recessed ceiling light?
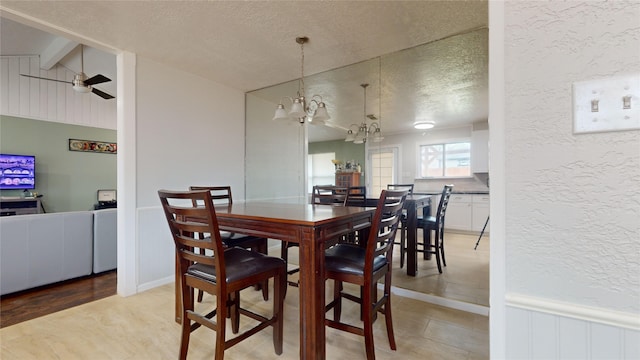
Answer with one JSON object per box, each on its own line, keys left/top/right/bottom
{"left": 414, "top": 121, "right": 435, "bottom": 130}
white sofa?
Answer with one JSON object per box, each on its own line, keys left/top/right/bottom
{"left": 0, "top": 209, "right": 117, "bottom": 296}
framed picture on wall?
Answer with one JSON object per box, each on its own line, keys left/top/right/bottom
{"left": 69, "top": 139, "right": 117, "bottom": 154}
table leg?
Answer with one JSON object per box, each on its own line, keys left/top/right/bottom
{"left": 406, "top": 204, "right": 418, "bottom": 276}
{"left": 298, "top": 228, "right": 326, "bottom": 359}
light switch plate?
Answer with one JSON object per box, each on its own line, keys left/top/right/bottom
{"left": 573, "top": 73, "right": 640, "bottom": 134}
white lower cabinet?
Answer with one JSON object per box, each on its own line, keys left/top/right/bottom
{"left": 471, "top": 195, "right": 490, "bottom": 233}
{"left": 443, "top": 193, "right": 490, "bottom": 233}
{"left": 445, "top": 194, "right": 473, "bottom": 231}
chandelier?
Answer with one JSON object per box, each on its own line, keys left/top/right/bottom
{"left": 345, "top": 84, "right": 384, "bottom": 143}
{"left": 272, "top": 37, "right": 330, "bottom": 124}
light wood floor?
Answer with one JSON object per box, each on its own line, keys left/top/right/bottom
{"left": 1, "top": 232, "right": 489, "bottom": 359}
{"left": 391, "top": 231, "right": 490, "bottom": 307}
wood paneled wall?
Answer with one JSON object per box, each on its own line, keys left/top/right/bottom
{"left": 0, "top": 55, "right": 116, "bottom": 130}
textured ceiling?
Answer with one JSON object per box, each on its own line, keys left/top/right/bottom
{"left": 0, "top": 1, "right": 488, "bottom": 141}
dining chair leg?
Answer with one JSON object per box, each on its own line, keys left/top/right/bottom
{"left": 383, "top": 271, "right": 397, "bottom": 350}
{"left": 399, "top": 226, "right": 406, "bottom": 268}
{"left": 215, "top": 294, "right": 227, "bottom": 360}
{"left": 333, "top": 280, "right": 343, "bottom": 322}
{"left": 422, "top": 227, "right": 429, "bottom": 260}
{"left": 434, "top": 240, "right": 443, "bottom": 274}
{"left": 273, "top": 271, "right": 285, "bottom": 355}
{"left": 230, "top": 291, "right": 240, "bottom": 334}
{"left": 440, "top": 233, "right": 447, "bottom": 267}
{"left": 179, "top": 278, "right": 192, "bottom": 360}
{"left": 362, "top": 286, "right": 376, "bottom": 360}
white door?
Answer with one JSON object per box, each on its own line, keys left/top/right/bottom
{"left": 367, "top": 146, "right": 399, "bottom": 197}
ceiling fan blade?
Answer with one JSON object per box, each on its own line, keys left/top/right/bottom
{"left": 20, "top": 74, "right": 72, "bottom": 84}
{"left": 91, "top": 87, "right": 115, "bottom": 100}
{"left": 84, "top": 74, "right": 111, "bottom": 86}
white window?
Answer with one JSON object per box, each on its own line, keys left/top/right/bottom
{"left": 307, "top": 152, "right": 335, "bottom": 193}
{"left": 418, "top": 142, "right": 471, "bottom": 178}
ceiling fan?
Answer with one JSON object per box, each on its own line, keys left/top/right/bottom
{"left": 20, "top": 45, "right": 114, "bottom": 100}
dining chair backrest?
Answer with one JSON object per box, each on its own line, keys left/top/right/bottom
{"left": 189, "top": 185, "right": 233, "bottom": 205}
{"left": 434, "top": 184, "right": 454, "bottom": 234}
{"left": 365, "top": 189, "right": 409, "bottom": 270}
{"left": 158, "top": 190, "right": 227, "bottom": 281}
{"left": 311, "top": 185, "right": 348, "bottom": 205}
{"left": 387, "top": 184, "right": 414, "bottom": 195}
{"left": 343, "top": 186, "right": 367, "bottom": 206}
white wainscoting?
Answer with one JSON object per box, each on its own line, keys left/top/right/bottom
{"left": 506, "top": 293, "right": 640, "bottom": 359}
{"left": 0, "top": 55, "right": 116, "bottom": 129}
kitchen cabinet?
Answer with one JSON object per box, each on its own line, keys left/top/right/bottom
{"left": 443, "top": 193, "right": 490, "bottom": 233}
{"left": 471, "top": 194, "right": 490, "bottom": 232}
{"left": 445, "top": 194, "right": 473, "bottom": 231}
{"left": 471, "top": 129, "right": 489, "bottom": 173}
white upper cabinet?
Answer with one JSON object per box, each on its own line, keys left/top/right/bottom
{"left": 471, "top": 129, "right": 489, "bottom": 173}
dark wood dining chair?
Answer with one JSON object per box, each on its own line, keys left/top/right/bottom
{"left": 190, "top": 186, "right": 269, "bottom": 301}
{"left": 311, "top": 185, "right": 348, "bottom": 204}
{"left": 386, "top": 183, "right": 414, "bottom": 194}
{"left": 158, "top": 190, "right": 286, "bottom": 360}
{"left": 343, "top": 186, "right": 367, "bottom": 207}
{"left": 399, "top": 184, "right": 453, "bottom": 273}
{"left": 282, "top": 185, "right": 349, "bottom": 288}
{"left": 324, "top": 189, "right": 409, "bottom": 360}
{"left": 388, "top": 184, "right": 414, "bottom": 265}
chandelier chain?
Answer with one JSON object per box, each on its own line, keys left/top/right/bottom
{"left": 299, "top": 40, "right": 305, "bottom": 98}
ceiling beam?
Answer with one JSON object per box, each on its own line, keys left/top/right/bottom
{"left": 40, "top": 37, "right": 77, "bottom": 70}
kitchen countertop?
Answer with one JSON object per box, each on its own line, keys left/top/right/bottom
{"left": 415, "top": 190, "right": 489, "bottom": 195}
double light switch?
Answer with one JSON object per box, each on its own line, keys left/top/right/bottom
{"left": 573, "top": 73, "right": 640, "bottom": 134}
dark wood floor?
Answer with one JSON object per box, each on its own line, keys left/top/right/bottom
{"left": 0, "top": 270, "right": 117, "bottom": 328}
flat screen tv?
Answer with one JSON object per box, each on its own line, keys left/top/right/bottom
{"left": 0, "top": 154, "right": 36, "bottom": 190}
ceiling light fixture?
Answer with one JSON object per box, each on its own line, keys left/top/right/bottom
{"left": 414, "top": 121, "right": 435, "bottom": 130}
{"left": 272, "top": 36, "right": 330, "bottom": 124}
{"left": 345, "top": 84, "right": 384, "bottom": 143}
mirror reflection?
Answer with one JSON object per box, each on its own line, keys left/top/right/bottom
{"left": 246, "top": 28, "right": 489, "bottom": 308}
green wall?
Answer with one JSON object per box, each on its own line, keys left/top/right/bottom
{"left": 0, "top": 115, "right": 116, "bottom": 213}
{"left": 309, "top": 139, "right": 365, "bottom": 183}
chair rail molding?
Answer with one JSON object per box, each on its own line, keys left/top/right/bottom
{"left": 505, "top": 292, "right": 640, "bottom": 359}
{"left": 506, "top": 293, "right": 640, "bottom": 330}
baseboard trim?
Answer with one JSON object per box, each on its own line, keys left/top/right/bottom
{"left": 388, "top": 284, "right": 490, "bottom": 316}
{"left": 137, "top": 276, "right": 174, "bottom": 294}
{"left": 506, "top": 293, "right": 640, "bottom": 330}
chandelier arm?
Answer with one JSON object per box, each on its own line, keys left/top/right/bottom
{"left": 278, "top": 96, "right": 295, "bottom": 105}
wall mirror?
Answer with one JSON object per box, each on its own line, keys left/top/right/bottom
{"left": 245, "top": 28, "right": 489, "bottom": 307}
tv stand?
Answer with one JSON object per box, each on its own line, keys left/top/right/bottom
{"left": 0, "top": 197, "right": 42, "bottom": 216}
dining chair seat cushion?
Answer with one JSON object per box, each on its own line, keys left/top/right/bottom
{"left": 417, "top": 215, "right": 436, "bottom": 228}
{"left": 188, "top": 247, "right": 285, "bottom": 284}
{"left": 325, "top": 244, "right": 387, "bottom": 276}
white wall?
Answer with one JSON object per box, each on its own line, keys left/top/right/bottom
{"left": 134, "top": 56, "right": 246, "bottom": 289}
{"left": 500, "top": 1, "right": 640, "bottom": 357}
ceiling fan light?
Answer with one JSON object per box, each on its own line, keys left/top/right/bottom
{"left": 273, "top": 104, "right": 289, "bottom": 120}
{"left": 414, "top": 121, "right": 435, "bottom": 130}
{"left": 73, "top": 84, "right": 91, "bottom": 93}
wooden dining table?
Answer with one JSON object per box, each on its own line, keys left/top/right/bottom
{"left": 174, "top": 198, "right": 375, "bottom": 360}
